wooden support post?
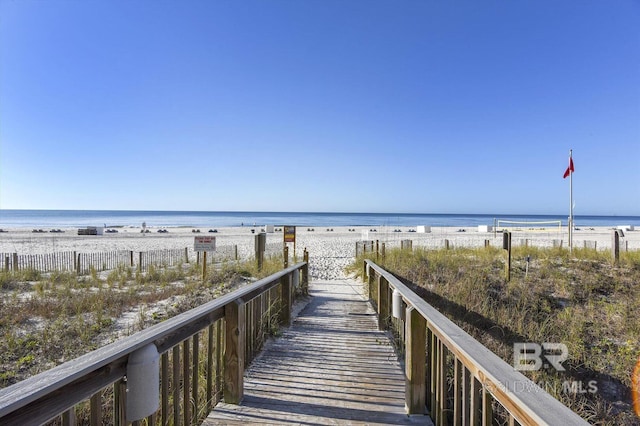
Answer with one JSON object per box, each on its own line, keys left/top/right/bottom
{"left": 439, "top": 342, "right": 448, "bottom": 424}
{"left": 202, "top": 251, "right": 207, "bottom": 280}
{"left": 405, "top": 306, "right": 427, "bottom": 414}
{"left": 283, "top": 245, "right": 289, "bottom": 268}
{"left": 482, "top": 386, "right": 493, "bottom": 426}
{"left": 215, "top": 321, "right": 223, "bottom": 399}
{"left": 185, "top": 247, "right": 189, "bottom": 263}
{"left": 444, "top": 239, "right": 450, "bottom": 250}
{"left": 378, "top": 276, "right": 389, "bottom": 330}
{"left": 183, "top": 339, "right": 191, "bottom": 426}
{"left": 462, "top": 365, "right": 471, "bottom": 425}
{"left": 4, "top": 256, "right": 8, "bottom": 272}
{"left": 255, "top": 233, "right": 265, "bottom": 271}
{"left": 470, "top": 377, "right": 481, "bottom": 425}
{"left": 196, "top": 251, "right": 200, "bottom": 265}
{"left": 61, "top": 408, "right": 76, "bottom": 426}
{"left": 224, "top": 299, "right": 246, "bottom": 404}
{"left": 279, "top": 274, "right": 292, "bottom": 326}
{"left": 172, "top": 346, "right": 180, "bottom": 423}
{"left": 612, "top": 230, "right": 620, "bottom": 265}
{"left": 302, "top": 249, "right": 309, "bottom": 295}
{"left": 503, "top": 231, "right": 512, "bottom": 281}
{"left": 13, "top": 253, "right": 18, "bottom": 272}
{"left": 161, "top": 353, "right": 169, "bottom": 425}
{"left": 368, "top": 270, "right": 375, "bottom": 301}
{"left": 453, "top": 359, "right": 462, "bottom": 424}
{"left": 376, "top": 240, "right": 379, "bottom": 261}
{"left": 90, "top": 392, "right": 101, "bottom": 426}
{"left": 381, "top": 242, "right": 386, "bottom": 260}
{"left": 113, "top": 379, "right": 127, "bottom": 426}
{"left": 138, "top": 252, "right": 143, "bottom": 271}
{"left": 206, "top": 324, "right": 214, "bottom": 411}
{"left": 426, "top": 329, "right": 433, "bottom": 409}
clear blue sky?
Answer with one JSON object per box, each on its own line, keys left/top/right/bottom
{"left": 1, "top": 1, "right": 638, "bottom": 215}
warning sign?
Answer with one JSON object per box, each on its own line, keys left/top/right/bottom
{"left": 283, "top": 226, "right": 296, "bottom": 243}
{"left": 194, "top": 236, "right": 216, "bottom": 252}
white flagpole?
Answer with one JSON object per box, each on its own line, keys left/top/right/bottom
{"left": 569, "top": 149, "right": 573, "bottom": 253}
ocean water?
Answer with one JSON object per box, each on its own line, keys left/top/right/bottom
{"left": 0, "top": 210, "right": 638, "bottom": 228}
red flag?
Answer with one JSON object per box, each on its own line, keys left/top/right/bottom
{"left": 563, "top": 157, "right": 574, "bottom": 178}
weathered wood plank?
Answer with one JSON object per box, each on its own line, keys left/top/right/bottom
{"left": 204, "top": 280, "right": 431, "bottom": 425}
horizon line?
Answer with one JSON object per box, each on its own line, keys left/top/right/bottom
{"left": 1, "top": 208, "right": 639, "bottom": 217}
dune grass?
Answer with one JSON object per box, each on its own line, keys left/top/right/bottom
{"left": 350, "top": 246, "right": 640, "bottom": 425}
{"left": 0, "top": 255, "right": 286, "bottom": 388}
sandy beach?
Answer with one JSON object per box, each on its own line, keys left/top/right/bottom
{"left": 1, "top": 225, "right": 637, "bottom": 280}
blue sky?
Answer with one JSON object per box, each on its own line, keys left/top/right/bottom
{"left": 1, "top": 1, "right": 638, "bottom": 215}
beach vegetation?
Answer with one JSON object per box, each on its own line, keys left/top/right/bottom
{"left": 0, "top": 254, "right": 286, "bottom": 388}
{"left": 350, "top": 247, "right": 640, "bottom": 425}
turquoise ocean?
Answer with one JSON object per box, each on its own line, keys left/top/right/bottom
{"left": 0, "top": 210, "right": 638, "bottom": 229}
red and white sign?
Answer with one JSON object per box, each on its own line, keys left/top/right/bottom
{"left": 194, "top": 236, "right": 216, "bottom": 252}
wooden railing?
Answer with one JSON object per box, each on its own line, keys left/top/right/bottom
{"left": 0, "top": 261, "right": 309, "bottom": 425}
{"left": 363, "top": 259, "right": 588, "bottom": 426}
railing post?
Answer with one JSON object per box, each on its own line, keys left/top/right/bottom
{"left": 405, "top": 306, "right": 426, "bottom": 415}
{"left": 61, "top": 408, "right": 76, "bottom": 426}
{"left": 378, "top": 276, "right": 389, "bottom": 330}
{"left": 184, "top": 247, "right": 189, "bottom": 263}
{"left": 279, "top": 274, "right": 292, "bottom": 326}
{"left": 113, "top": 379, "right": 127, "bottom": 426}
{"left": 368, "top": 269, "right": 375, "bottom": 300}
{"left": 224, "top": 299, "right": 246, "bottom": 404}
{"left": 302, "top": 249, "right": 309, "bottom": 295}
{"left": 90, "top": 392, "right": 101, "bottom": 425}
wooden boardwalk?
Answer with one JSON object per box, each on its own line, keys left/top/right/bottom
{"left": 204, "top": 279, "right": 431, "bottom": 425}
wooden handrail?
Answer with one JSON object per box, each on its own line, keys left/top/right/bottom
{"left": 0, "top": 262, "right": 307, "bottom": 425}
{"left": 364, "top": 259, "right": 588, "bottom": 426}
